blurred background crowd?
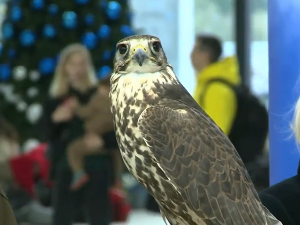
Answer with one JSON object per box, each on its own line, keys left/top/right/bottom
{"left": 1, "top": 0, "right": 296, "bottom": 225}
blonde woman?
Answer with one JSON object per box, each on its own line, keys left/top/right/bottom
{"left": 0, "top": 116, "right": 18, "bottom": 225}
{"left": 42, "top": 43, "right": 115, "bottom": 225}
{"left": 259, "top": 98, "right": 300, "bottom": 225}
{"left": 0, "top": 116, "right": 19, "bottom": 190}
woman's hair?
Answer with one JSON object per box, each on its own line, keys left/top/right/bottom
{"left": 49, "top": 43, "right": 98, "bottom": 98}
{"left": 293, "top": 96, "right": 300, "bottom": 144}
{"left": 0, "top": 116, "right": 19, "bottom": 143}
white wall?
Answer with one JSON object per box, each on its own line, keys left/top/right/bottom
{"left": 129, "top": 0, "right": 195, "bottom": 94}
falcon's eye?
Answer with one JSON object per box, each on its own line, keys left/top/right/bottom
{"left": 152, "top": 41, "right": 161, "bottom": 53}
{"left": 118, "top": 44, "right": 128, "bottom": 55}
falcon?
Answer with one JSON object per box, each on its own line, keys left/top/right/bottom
{"left": 109, "top": 35, "right": 282, "bottom": 225}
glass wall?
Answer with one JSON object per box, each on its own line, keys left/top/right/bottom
{"left": 194, "top": 0, "right": 268, "bottom": 103}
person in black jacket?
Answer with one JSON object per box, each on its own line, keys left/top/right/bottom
{"left": 41, "top": 43, "right": 118, "bottom": 225}
{"left": 0, "top": 188, "right": 17, "bottom": 225}
{"left": 259, "top": 98, "right": 300, "bottom": 225}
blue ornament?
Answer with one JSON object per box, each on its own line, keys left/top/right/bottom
{"left": 0, "top": 64, "right": 11, "bottom": 81}
{"left": 75, "top": 0, "right": 89, "bottom": 4}
{"left": 43, "top": 24, "right": 56, "bottom": 38}
{"left": 99, "top": 0, "right": 108, "bottom": 9}
{"left": 55, "top": 55, "right": 60, "bottom": 63}
{"left": 97, "top": 24, "right": 111, "bottom": 39}
{"left": 32, "top": 0, "right": 44, "bottom": 10}
{"left": 81, "top": 32, "right": 97, "bottom": 49}
{"left": 48, "top": 4, "right": 58, "bottom": 15}
{"left": 85, "top": 13, "right": 94, "bottom": 25}
{"left": 127, "top": 12, "right": 133, "bottom": 21}
{"left": 106, "top": 1, "right": 122, "bottom": 20}
{"left": 0, "top": 44, "right": 2, "bottom": 56}
{"left": 97, "top": 66, "right": 112, "bottom": 79}
{"left": 8, "top": 49, "right": 16, "bottom": 58}
{"left": 39, "top": 58, "right": 55, "bottom": 75}
{"left": 102, "top": 50, "right": 111, "bottom": 61}
{"left": 10, "top": 6, "right": 22, "bottom": 21}
{"left": 62, "top": 11, "right": 77, "bottom": 29}
{"left": 20, "top": 29, "right": 35, "bottom": 46}
{"left": 120, "top": 25, "right": 134, "bottom": 36}
{"left": 2, "top": 23, "right": 13, "bottom": 40}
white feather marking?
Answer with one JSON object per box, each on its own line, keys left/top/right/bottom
{"left": 117, "top": 71, "right": 172, "bottom": 99}
{"left": 138, "top": 109, "right": 182, "bottom": 193}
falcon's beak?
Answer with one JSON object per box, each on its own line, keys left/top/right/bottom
{"left": 133, "top": 48, "right": 147, "bottom": 66}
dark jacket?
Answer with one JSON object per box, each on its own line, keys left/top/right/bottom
{"left": 0, "top": 188, "right": 17, "bottom": 225}
{"left": 259, "top": 160, "right": 300, "bottom": 225}
{"left": 41, "top": 87, "right": 118, "bottom": 180}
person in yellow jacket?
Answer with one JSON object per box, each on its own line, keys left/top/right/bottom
{"left": 191, "top": 35, "right": 241, "bottom": 135}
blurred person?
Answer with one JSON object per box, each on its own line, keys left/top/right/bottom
{"left": 191, "top": 35, "right": 236, "bottom": 135}
{"left": 0, "top": 116, "right": 20, "bottom": 190}
{"left": 191, "top": 35, "right": 268, "bottom": 165}
{"left": 42, "top": 43, "right": 118, "bottom": 225}
{"left": 0, "top": 116, "right": 53, "bottom": 224}
{"left": 0, "top": 188, "right": 18, "bottom": 225}
{"left": 65, "top": 77, "right": 114, "bottom": 190}
{"left": 0, "top": 116, "right": 18, "bottom": 225}
{"left": 259, "top": 96, "right": 300, "bottom": 225}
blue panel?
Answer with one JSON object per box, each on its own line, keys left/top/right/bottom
{"left": 268, "top": 0, "right": 300, "bottom": 185}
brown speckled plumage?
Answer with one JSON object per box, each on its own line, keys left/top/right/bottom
{"left": 109, "top": 35, "right": 282, "bottom": 225}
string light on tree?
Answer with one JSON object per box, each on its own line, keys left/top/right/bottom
{"left": 97, "top": 24, "right": 111, "bottom": 39}
{"left": 23, "top": 139, "right": 40, "bottom": 153}
{"left": 29, "top": 70, "right": 41, "bottom": 82}
{"left": 75, "top": 0, "right": 90, "bottom": 5}
{"left": 19, "top": 29, "right": 36, "bottom": 47}
{"left": 16, "top": 101, "right": 27, "bottom": 112}
{"left": 102, "top": 50, "right": 111, "bottom": 61}
{"left": 13, "top": 66, "right": 27, "bottom": 81}
{"left": 8, "top": 49, "right": 16, "bottom": 59}
{"left": 106, "top": 1, "right": 122, "bottom": 20}
{"left": 48, "top": 4, "right": 58, "bottom": 15}
{"left": 81, "top": 32, "right": 97, "bottom": 49}
{"left": 2, "top": 23, "right": 14, "bottom": 40}
{"left": 84, "top": 13, "right": 94, "bottom": 26}
{"left": 0, "top": 84, "right": 13, "bottom": 99}
{"left": 27, "top": 87, "right": 39, "bottom": 98}
{"left": 26, "top": 103, "right": 43, "bottom": 124}
{"left": 31, "top": 0, "right": 45, "bottom": 10}
{"left": 39, "top": 58, "right": 55, "bottom": 75}
{"left": 43, "top": 24, "right": 56, "bottom": 38}
{"left": 10, "top": 6, "right": 22, "bottom": 21}
{"left": 97, "top": 65, "right": 112, "bottom": 79}
{"left": 0, "top": 64, "right": 11, "bottom": 81}
{"left": 62, "top": 11, "right": 77, "bottom": 29}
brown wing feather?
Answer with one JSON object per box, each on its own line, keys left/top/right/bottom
{"left": 138, "top": 101, "right": 269, "bottom": 225}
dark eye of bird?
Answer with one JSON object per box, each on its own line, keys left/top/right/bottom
{"left": 152, "top": 41, "right": 161, "bottom": 52}
{"left": 118, "top": 44, "right": 127, "bottom": 55}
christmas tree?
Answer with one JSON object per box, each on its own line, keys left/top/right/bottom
{"left": 0, "top": 0, "right": 134, "bottom": 146}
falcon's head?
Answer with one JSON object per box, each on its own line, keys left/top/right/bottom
{"left": 112, "top": 35, "right": 168, "bottom": 74}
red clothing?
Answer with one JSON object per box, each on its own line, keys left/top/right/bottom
{"left": 8, "top": 143, "right": 131, "bottom": 222}
{"left": 110, "top": 188, "right": 131, "bottom": 222}
{"left": 9, "top": 143, "right": 50, "bottom": 196}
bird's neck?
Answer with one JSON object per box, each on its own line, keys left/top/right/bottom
{"left": 113, "top": 72, "right": 158, "bottom": 104}
{"left": 112, "top": 70, "right": 174, "bottom": 100}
